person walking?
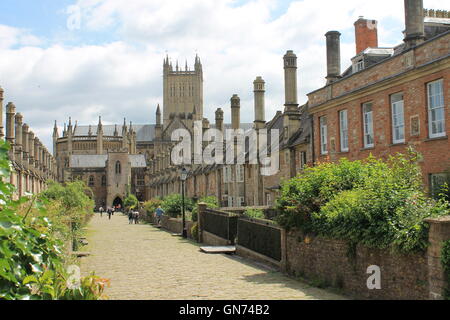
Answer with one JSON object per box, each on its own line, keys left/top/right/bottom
{"left": 134, "top": 211, "right": 140, "bottom": 224}
{"left": 128, "top": 210, "right": 133, "bottom": 224}
{"left": 107, "top": 208, "right": 112, "bottom": 220}
{"left": 155, "top": 206, "right": 164, "bottom": 227}
{"left": 99, "top": 207, "right": 104, "bottom": 218}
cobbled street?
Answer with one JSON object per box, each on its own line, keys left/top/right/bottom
{"left": 80, "top": 214, "right": 345, "bottom": 300}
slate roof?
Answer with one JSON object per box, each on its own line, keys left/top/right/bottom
{"left": 70, "top": 154, "right": 147, "bottom": 168}
{"left": 129, "top": 154, "right": 147, "bottom": 168}
{"left": 70, "top": 155, "right": 108, "bottom": 168}
{"left": 73, "top": 124, "right": 156, "bottom": 142}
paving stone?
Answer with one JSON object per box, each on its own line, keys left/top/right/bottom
{"left": 80, "top": 215, "right": 345, "bottom": 300}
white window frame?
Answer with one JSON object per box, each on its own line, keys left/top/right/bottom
{"left": 237, "top": 197, "right": 245, "bottom": 207}
{"left": 339, "top": 110, "right": 349, "bottom": 152}
{"left": 266, "top": 193, "right": 272, "bottom": 206}
{"left": 353, "top": 59, "right": 364, "bottom": 73}
{"left": 362, "top": 102, "right": 374, "bottom": 148}
{"left": 228, "top": 196, "right": 233, "bottom": 208}
{"left": 391, "top": 93, "right": 405, "bottom": 144}
{"left": 236, "top": 165, "right": 244, "bottom": 183}
{"left": 427, "top": 79, "right": 445, "bottom": 138}
{"left": 320, "top": 116, "right": 328, "bottom": 155}
{"left": 300, "top": 151, "right": 307, "bottom": 169}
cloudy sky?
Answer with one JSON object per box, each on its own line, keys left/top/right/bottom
{"left": 0, "top": 0, "right": 445, "bottom": 150}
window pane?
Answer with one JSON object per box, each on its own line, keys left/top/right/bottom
{"left": 428, "top": 80, "right": 445, "bottom": 137}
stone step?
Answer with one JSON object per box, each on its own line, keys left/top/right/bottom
{"left": 200, "top": 246, "right": 236, "bottom": 254}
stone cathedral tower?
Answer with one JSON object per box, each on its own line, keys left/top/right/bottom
{"left": 162, "top": 54, "right": 204, "bottom": 128}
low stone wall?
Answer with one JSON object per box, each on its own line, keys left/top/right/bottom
{"left": 236, "top": 245, "right": 281, "bottom": 270}
{"left": 221, "top": 206, "right": 278, "bottom": 220}
{"left": 285, "top": 231, "right": 428, "bottom": 300}
{"left": 198, "top": 203, "right": 450, "bottom": 300}
{"left": 202, "top": 231, "right": 230, "bottom": 246}
{"left": 160, "top": 216, "right": 195, "bottom": 240}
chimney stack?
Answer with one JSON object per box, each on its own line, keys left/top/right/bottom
{"left": 15, "top": 113, "right": 23, "bottom": 157}
{"left": 354, "top": 17, "right": 378, "bottom": 54}
{"left": 283, "top": 50, "right": 298, "bottom": 112}
{"left": 215, "top": 108, "right": 224, "bottom": 133}
{"left": 231, "top": 94, "right": 240, "bottom": 131}
{"left": 6, "top": 102, "right": 16, "bottom": 147}
{"left": 404, "top": 0, "right": 425, "bottom": 48}
{"left": 325, "top": 31, "right": 341, "bottom": 84}
{"left": 22, "top": 123, "right": 29, "bottom": 161}
{"left": 253, "top": 76, "right": 266, "bottom": 130}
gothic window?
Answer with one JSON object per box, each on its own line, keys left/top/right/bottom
{"left": 115, "top": 161, "right": 121, "bottom": 175}
{"left": 101, "top": 175, "right": 106, "bottom": 186}
{"left": 88, "top": 175, "right": 95, "bottom": 187}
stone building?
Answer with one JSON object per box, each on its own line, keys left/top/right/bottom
{"left": 149, "top": 50, "right": 313, "bottom": 208}
{"left": 308, "top": 0, "right": 450, "bottom": 196}
{"left": 0, "top": 88, "right": 57, "bottom": 198}
{"left": 57, "top": 55, "right": 286, "bottom": 208}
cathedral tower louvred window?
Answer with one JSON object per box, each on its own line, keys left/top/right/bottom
{"left": 115, "top": 161, "right": 121, "bottom": 174}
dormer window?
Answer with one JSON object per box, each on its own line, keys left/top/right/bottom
{"left": 353, "top": 59, "right": 364, "bottom": 73}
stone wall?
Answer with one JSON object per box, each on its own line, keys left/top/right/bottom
{"left": 285, "top": 231, "right": 428, "bottom": 300}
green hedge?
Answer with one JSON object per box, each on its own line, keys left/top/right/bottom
{"left": 276, "top": 148, "right": 449, "bottom": 253}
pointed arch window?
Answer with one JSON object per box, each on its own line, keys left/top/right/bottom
{"left": 115, "top": 161, "right": 121, "bottom": 175}
{"left": 88, "top": 175, "right": 95, "bottom": 187}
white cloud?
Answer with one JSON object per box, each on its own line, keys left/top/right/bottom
{"left": 0, "top": 0, "right": 446, "bottom": 149}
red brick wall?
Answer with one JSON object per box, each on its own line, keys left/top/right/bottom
{"left": 310, "top": 33, "right": 450, "bottom": 189}
{"left": 309, "top": 33, "right": 450, "bottom": 108}
{"left": 313, "top": 67, "right": 449, "bottom": 189}
{"left": 354, "top": 19, "right": 378, "bottom": 55}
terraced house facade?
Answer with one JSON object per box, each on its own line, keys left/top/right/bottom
{"left": 308, "top": 1, "right": 450, "bottom": 196}
{"left": 1, "top": 88, "right": 57, "bottom": 198}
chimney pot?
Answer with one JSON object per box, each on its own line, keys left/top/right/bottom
{"left": 354, "top": 18, "right": 378, "bottom": 54}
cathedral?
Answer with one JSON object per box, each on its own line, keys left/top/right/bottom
{"left": 54, "top": 49, "right": 312, "bottom": 210}
{"left": 53, "top": 55, "right": 255, "bottom": 209}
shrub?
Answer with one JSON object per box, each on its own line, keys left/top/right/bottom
{"left": 244, "top": 208, "right": 265, "bottom": 219}
{"left": 0, "top": 141, "right": 106, "bottom": 300}
{"left": 276, "top": 148, "right": 449, "bottom": 253}
{"left": 161, "top": 194, "right": 193, "bottom": 218}
{"left": 191, "top": 196, "right": 218, "bottom": 222}
{"left": 191, "top": 222, "right": 199, "bottom": 242}
{"left": 124, "top": 194, "right": 139, "bottom": 210}
{"left": 143, "top": 198, "right": 163, "bottom": 216}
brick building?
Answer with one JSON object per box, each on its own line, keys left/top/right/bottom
{"left": 308, "top": 0, "right": 450, "bottom": 196}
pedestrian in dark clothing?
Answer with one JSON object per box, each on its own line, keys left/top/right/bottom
{"left": 99, "top": 207, "right": 104, "bottom": 218}
{"left": 107, "top": 208, "right": 112, "bottom": 220}
{"left": 134, "top": 211, "right": 140, "bottom": 224}
{"left": 128, "top": 211, "right": 133, "bottom": 224}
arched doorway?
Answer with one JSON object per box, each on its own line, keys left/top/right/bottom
{"left": 113, "top": 197, "right": 123, "bottom": 210}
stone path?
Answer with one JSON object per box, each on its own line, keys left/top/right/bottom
{"left": 80, "top": 214, "right": 345, "bottom": 300}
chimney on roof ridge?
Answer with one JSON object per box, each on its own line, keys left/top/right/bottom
{"left": 404, "top": 0, "right": 425, "bottom": 48}
{"left": 354, "top": 17, "right": 378, "bottom": 55}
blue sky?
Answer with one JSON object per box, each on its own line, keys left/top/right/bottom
{"left": 0, "top": 0, "right": 446, "bottom": 150}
